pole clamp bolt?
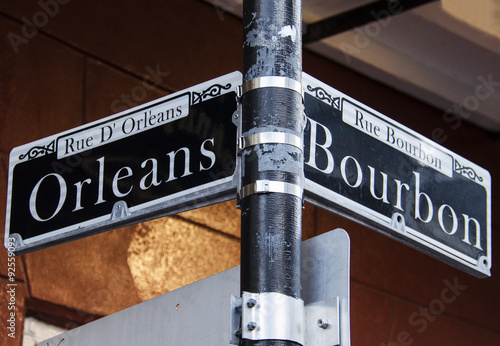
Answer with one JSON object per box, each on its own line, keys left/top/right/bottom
{"left": 247, "top": 299, "right": 257, "bottom": 308}
{"left": 317, "top": 319, "right": 329, "bottom": 329}
{"left": 247, "top": 322, "right": 257, "bottom": 331}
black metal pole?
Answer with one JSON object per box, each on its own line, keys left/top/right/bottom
{"left": 241, "top": 0, "right": 303, "bottom": 345}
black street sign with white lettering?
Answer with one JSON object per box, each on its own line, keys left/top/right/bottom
{"left": 302, "top": 73, "right": 492, "bottom": 277}
{"left": 4, "top": 72, "right": 241, "bottom": 254}
{"left": 4, "top": 71, "right": 492, "bottom": 277}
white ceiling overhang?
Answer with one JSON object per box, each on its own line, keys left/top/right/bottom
{"left": 205, "top": 0, "right": 500, "bottom": 132}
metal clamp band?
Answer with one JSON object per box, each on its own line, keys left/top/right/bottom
{"left": 239, "top": 180, "right": 303, "bottom": 200}
{"left": 240, "top": 76, "right": 302, "bottom": 96}
{"left": 238, "top": 132, "right": 302, "bottom": 152}
{"left": 242, "top": 291, "right": 305, "bottom": 344}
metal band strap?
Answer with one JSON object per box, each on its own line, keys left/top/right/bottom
{"left": 242, "top": 291, "right": 305, "bottom": 344}
{"left": 239, "top": 180, "right": 303, "bottom": 200}
{"left": 238, "top": 132, "right": 302, "bottom": 151}
{"left": 240, "top": 76, "right": 302, "bottom": 97}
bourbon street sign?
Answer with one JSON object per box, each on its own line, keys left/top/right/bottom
{"left": 302, "top": 73, "right": 492, "bottom": 277}
{"left": 4, "top": 72, "right": 241, "bottom": 254}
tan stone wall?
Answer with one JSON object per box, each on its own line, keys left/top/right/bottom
{"left": 0, "top": 1, "right": 499, "bottom": 345}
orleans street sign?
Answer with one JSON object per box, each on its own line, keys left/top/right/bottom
{"left": 4, "top": 72, "right": 241, "bottom": 254}
{"left": 302, "top": 73, "right": 491, "bottom": 277}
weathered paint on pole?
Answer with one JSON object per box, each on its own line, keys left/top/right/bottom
{"left": 241, "top": 0, "right": 304, "bottom": 345}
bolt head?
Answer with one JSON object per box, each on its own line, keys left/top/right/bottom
{"left": 246, "top": 298, "right": 257, "bottom": 308}
{"left": 317, "top": 319, "right": 329, "bottom": 329}
{"left": 247, "top": 322, "right": 257, "bottom": 331}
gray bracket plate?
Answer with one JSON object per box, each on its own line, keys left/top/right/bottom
{"left": 40, "top": 229, "right": 350, "bottom": 346}
{"left": 305, "top": 297, "right": 341, "bottom": 346}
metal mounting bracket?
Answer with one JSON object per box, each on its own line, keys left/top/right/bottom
{"left": 110, "top": 201, "right": 131, "bottom": 221}
{"left": 390, "top": 212, "right": 406, "bottom": 235}
{"left": 6, "top": 233, "right": 24, "bottom": 253}
{"left": 230, "top": 294, "right": 341, "bottom": 345}
{"left": 238, "top": 76, "right": 303, "bottom": 99}
{"left": 238, "top": 132, "right": 303, "bottom": 153}
{"left": 238, "top": 180, "right": 303, "bottom": 201}
{"left": 305, "top": 297, "right": 341, "bottom": 346}
{"left": 233, "top": 292, "right": 305, "bottom": 344}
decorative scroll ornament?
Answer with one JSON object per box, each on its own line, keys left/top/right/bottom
{"left": 454, "top": 159, "right": 483, "bottom": 182}
{"left": 19, "top": 140, "right": 56, "bottom": 161}
{"left": 192, "top": 83, "right": 232, "bottom": 104}
{"left": 306, "top": 85, "right": 341, "bottom": 110}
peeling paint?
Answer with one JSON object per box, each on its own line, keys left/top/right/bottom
{"left": 243, "top": 15, "right": 301, "bottom": 81}
{"left": 278, "top": 25, "right": 297, "bottom": 42}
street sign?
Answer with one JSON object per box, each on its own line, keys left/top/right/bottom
{"left": 3, "top": 70, "right": 493, "bottom": 277}
{"left": 302, "top": 72, "right": 492, "bottom": 277}
{"left": 40, "top": 229, "right": 350, "bottom": 346}
{"left": 4, "top": 72, "right": 241, "bottom": 254}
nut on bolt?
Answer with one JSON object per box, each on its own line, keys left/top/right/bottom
{"left": 317, "top": 318, "right": 329, "bottom": 329}
{"left": 247, "top": 299, "right": 257, "bottom": 308}
{"left": 247, "top": 322, "right": 257, "bottom": 331}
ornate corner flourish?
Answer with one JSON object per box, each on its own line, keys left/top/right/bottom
{"left": 192, "top": 83, "right": 232, "bottom": 105}
{"left": 454, "top": 159, "right": 483, "bottom": 183}
{"left": 306, "top": 85, "right": 341, "bottom": 110}
{"left": 19, "top": 140, "right": 56, "bottom": 161}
